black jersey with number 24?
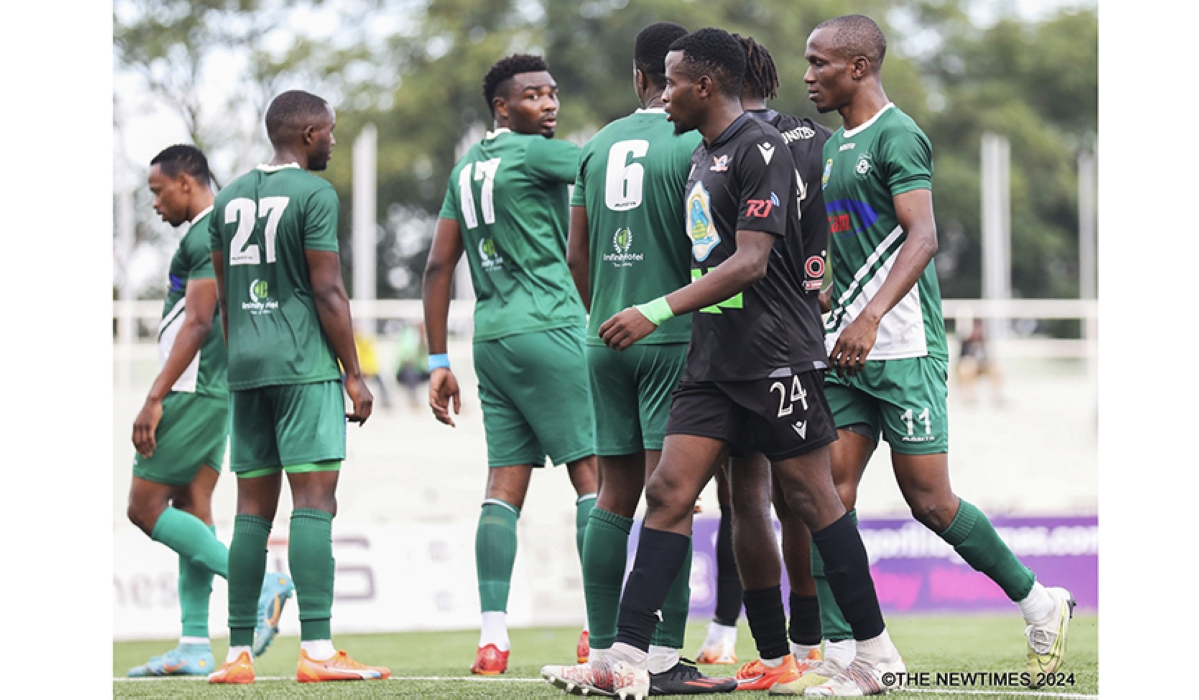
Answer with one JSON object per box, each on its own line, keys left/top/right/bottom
{"left": 681, "top": 113, "right": 828, "bottom": 383}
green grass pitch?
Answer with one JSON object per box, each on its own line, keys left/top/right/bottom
{"left": 113, "top": 614, "right": 1097, "bottom": 698}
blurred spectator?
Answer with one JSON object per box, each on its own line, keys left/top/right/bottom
{"left": 957, "top": 318, "right": 1004, "bottom": 407}
{"left": 394, "top": 321, "right": 429, "bottom": 410}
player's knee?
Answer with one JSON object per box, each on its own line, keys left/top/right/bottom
{"left": 834, "top": 481, "right": 858, "bottom": 510}
{"left": 126, "top": 500, "right": 161, "bottom": 535}
{"left": 908, "top": 498, "right": 950, "bottom": 533}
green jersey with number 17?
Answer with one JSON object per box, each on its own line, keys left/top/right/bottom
{"left": 438, "top": 128, "right": 585, "bottom": 343}
{"left": 821, "top": 104, "right": 948, "bottom": 362}
{"left": 572, "top": 109, "right": 700, "bottom": 345}
{"left": 209, "top": 164, "right": 342, "bottom": 390}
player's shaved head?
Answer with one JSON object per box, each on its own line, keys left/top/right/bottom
{"left": 483, "top": 54, "right": 550, "bottom": 117}
{"left": 734, "top": 33, "right": 779, "bottom": 101}
{"left": 634, "top": 22, "right": 689, "bottom": 89}
{"left": 668, "top": 28, "right": 746, "bottom": 100}
{"left": 813, "top": 14, "right": 887, "bottom": 70}
{"left": 150, "top": 144, "right": 211, "bottom": 188}
{"left": 265, "top": 90, "right": 333, "bottom": 146}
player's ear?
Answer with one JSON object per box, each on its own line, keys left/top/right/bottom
{"left": 851, "top": 55, "right": 870, "bottom": 80}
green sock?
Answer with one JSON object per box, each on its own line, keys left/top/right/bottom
{"left": 290, "top": 508, "right": 335, "bottom": 641}
{"left": 940, "top": 499, "right": 1036, "bottom": 601}
{"left": 151, "top": 507, "right": 229, "bottom": 579}
{"left": 477, "top": 500, "right": 520, "bottom": 613}
{"left": 178, "top": 525, "right": 218, "bottom": 639}
{"left": 581, "top": 508, "right": 632, "bottom": 649}
{"left": 228, "top": 514, "right": 271, "bottom": 648}
{"left": 576, "top": 493, "right": 597, "bottom": 561}
{"left": 652, "top": 538, "right": 692, "bottom": 650}
{"left": 811, "top": 510, "right": 855, "bottom": 642}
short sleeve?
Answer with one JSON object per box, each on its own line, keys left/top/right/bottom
{"left": 304, "top": 185, "right": 340, "bottom": 252}
{"left": 526, "top": 137, "right": 582, "bottom": 185}
{"left": 570, "top": 145, "right": 593, "bottom": 207}
{"left": 882, "top": 127, "right": 933, "bottom": 196}
{"left": 208, "top": 204, "right": 223, "bottom": 254}
{"left": 734, "top": 132, "right": 793, "bottom": 236}
{"left": 185, "top": 225, "right": 215, "bottom": 280}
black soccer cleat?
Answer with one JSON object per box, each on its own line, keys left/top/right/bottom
{"left": 649, "top": 658, "right": 737, "bottom": 695}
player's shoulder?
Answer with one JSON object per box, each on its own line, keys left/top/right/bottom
{"left": 878, "top": 105, "right": 930, "bottom": 141}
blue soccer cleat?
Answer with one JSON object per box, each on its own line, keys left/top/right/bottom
{"left": 252, "top": 571, "right": 295, "bottom": 657}
{"left": 127, "top": 642, "right": 215, "bottom": 677}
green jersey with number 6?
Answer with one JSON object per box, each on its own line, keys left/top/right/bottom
{"left": 438, "top": 128, "right": 585, "bottom": 343}
{"left": 572, "top": 109, "right": 700, "bottom": 345}
{"left": 209, "top": 164, "right": 342, "bottom": 390}
{"left": 822, "top": 104, "right": 948, "bottom": 362}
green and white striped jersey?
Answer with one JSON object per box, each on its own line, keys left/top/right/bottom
{"left": 158, "top": 207, "right": 227, "bottom": 397}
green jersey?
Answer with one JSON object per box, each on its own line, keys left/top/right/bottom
{"left": 821, "top": 104, "right": 948, "bottom": 361}
{"left": 158, "top": 207, "right": 227, "bottom": 398}
{"left": 572, "top": 109, "right": 700, "bottom": 345}
{"left": 209, "top": 164, "right": 342, "bottom": 390}
{"left": 438, "top": 128, "right": 585, "bottom": 343}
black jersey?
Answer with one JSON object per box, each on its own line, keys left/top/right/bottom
{"left": 681, "top": 113, "right": 828, "bottom": 382}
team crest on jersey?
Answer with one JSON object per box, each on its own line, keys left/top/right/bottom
{"left": 822, "top": 159, "right": 833, "bottom": 190}
{"left": 854, "top": 152, "right": 874, "bottom": 179}
{"left": 603, "top": 227, "right": 643, "bottom": 268}
{"left": 478, "top": 237, "right": 504, "bottom": 271}
{"left": 243, "top": 278, "right": 278, "bottom": 315}
{"left": 687, "top": 181, "right": 720, "bottom": 262}
{"left": 710, "top": 154, "right": 730, "bottom": 172}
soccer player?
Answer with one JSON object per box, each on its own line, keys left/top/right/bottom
{"left": 711, "top": 33, "right": 834, "bottom": 693}
{"left": 422, "top": 54, "right": 599, "bottom": 676}
{"left": 126, "top": 144, "right": 293, "bottom": 677}
{"left": 794, "top": 13, "right": 1074, "bottom": 692}
{"left": 568, "top": 21, "right": 736, "bottom": 695}
{"left": 541, "top": 27, "right": 904, "bottom": 699}
{"left": 206, "top": 90, "right": 389, "bottom": 684}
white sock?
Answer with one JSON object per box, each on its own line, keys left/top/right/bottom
{"left": 608, "top": 642, "right": 648, "bottom": 668}
{"left": 1017, "top": 582, "right": 1056, "bottom": 625}
{"left": 704, "top": 621, "right": 737, "bottom": 645}
{"left": 301, "top": 639, "right": 337, "bottom": 660}
{"left": 761, "top": 655, "right": 786, "bottom": 668}
{"left": 646, "top": 645, "right": 680, "bottom": 674}
{"left": 480, "top": 611, "right": 510, "bottom": 651}
{"left": 590, "top": 647, "right": 609, "bottom": 664}
{"left": 855, "top": 629, "right": 900, "bottom": 665}
{"left": 225, "top": 645, "right": 252, "bottom": 663}
{"left": 790, "top": 642, "right": 819, "bottom": 661}
{"left": 823, "top": 639, "right": 856, "bottom": 670}
{"left": 179, "top": 636, "right": 209, "bottom": 647}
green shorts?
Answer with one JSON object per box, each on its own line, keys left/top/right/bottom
{"left": 474, "top": 326, "right": 595, "bottom": 467}
{"left": 823, "top": 356, "right": 950, "bottom": 454}
{"left": 132, "top": 391, "right": 228, "bottom": 486}
{"left": 228, "top": 380, "right": 346, "bottom": 473}
{"left": 587, "top": 342, "right": 686, "bottom": 455}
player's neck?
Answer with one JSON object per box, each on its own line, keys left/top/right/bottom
{"left": 699, "top": 102, "right": 744, "bottom": 145}
{"left": 186, "top": 193, "right": 215, "bottom": 222}
{"left": 269, "top": 146, "right": 307, "bottom": 170}
{"left": 839, "top": 86, "right": 890, "bottom": 131}
{"left": 641, "top": 92, "right": 666, "bottom": 110}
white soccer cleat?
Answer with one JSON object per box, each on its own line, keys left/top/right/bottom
{"left": 1025, "top": 586, "right": 1075, "bottom": 687}
{"left": 802, "top": 658, "right": 905, "bottom": 697}
{"left": 541, "top": 658, "right": 651, "bottom": 699}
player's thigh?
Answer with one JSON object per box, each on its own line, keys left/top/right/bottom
{"left": 272, "top": 380, "right": 348, "bottom": 467}
{"left": 870, "top": 357, "right": 950, "bottom": 455}
{"left": 474, "top": 337, "right": 548, "bottom": 468}
{"left": 132, "top": 391, "right": 228, "bottom": 487}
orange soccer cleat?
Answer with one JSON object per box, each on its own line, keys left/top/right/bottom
{"left": 207, "top": 650, "right": 255, "bottom": 684}
{"left": 577, "top": 630, "right": 591, "bottom": 664}
{"left": 734, "top": 653, "right": 800, "bottom": 691}
{"left": 296, "top": 649, "right": 390, "bottom": 682}
{"left": 470, "top": 643, "right": 510, "bottom": 675}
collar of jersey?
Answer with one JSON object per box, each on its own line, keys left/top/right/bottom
{"left": 843, "top": 102, "right": 895, "bottom": 138}
{"left": 484, "top": 127, "right": 511, "bottom": 140}
{"left": 635, "top": 107, "right": 666, "bottom": 114}
{"left": 190, "top": 205, "right": 213, "bottom": 225}
{"left": 255, "top": 162, "right": 303, "bottom": 172}
{"left": 707, "top": 112, "right": 754, "bottom": 149}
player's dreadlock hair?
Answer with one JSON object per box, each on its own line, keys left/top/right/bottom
{"left": 265, "top": 90, "right": 331, "bottom": 145}
{"left": 483, "top": 54, "right": 550, "bottom": 116}
{"left": 813, "top": 14, "right": 887, "bottom": 70}
{"left": 634, "top": 22, "right": 688, "bottom": 89}
{"left": 150, "top": 144, "right": 212, "bottom": 188}
{"left": 733, "top": 33, "right": 779, "bottom": 101}
{"left": 668, "top": 28, "right": 746, "bottom": 99}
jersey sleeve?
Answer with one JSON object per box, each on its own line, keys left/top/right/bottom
{"left": 208, "top": 201, "right": 224, "bottom": 255}
{"left": 438, "top": 166, "right": 462, "bottom": 221}
{"left": 303, "top": 185, "right": 340, "bottom": 252}
{"left": 881, "top": 126, "right": 933, "bottom": 196}
{"left": 184, "top": 224, "right": 216, "bottom": 280}
{"left": 734, "top": 131, "right": 792, "bottom": 237}
{"left": 527, "top": 137, "right": 582, "bottom": 185}
{"left": 570, "top": 144, "right": 592, "bottom": 207}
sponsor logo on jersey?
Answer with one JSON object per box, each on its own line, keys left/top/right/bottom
{"left": 687, "top": 181, "right": 720, "bottom": 262}
{"left": 746, "top": 192, "right": 781, "bottom": 218}
{"left": 804, "top": 255, "right": 826, "bottom": 290}
{"left": 758, "top": 142, "right": 776, "bottom": 164}
{"left": 478, "top": 237, "right": 504, "bottom": 271}
{"left": 602, "top": 227, "right": 644, "bottom": 267}
{"left": 839, "top": 142, "right": 856, "bottom": 151}
{"left": 780, "top": 125, "right": 816, "bottom": 143}
{"left": 243, "top": 278, "right": 278, "bottom": 315}
{"left": 710, "top": 154, "right": 730, "bottom": 172}
{"left": 854, "top": 152, "right": 874, "bottom": 179}
{"left": 827, "top": 200, "right": 881, "bottom": 238}
{"left": 822, "top": 159, "right": 833, "bottom": 190}
{"left": 168, "top": 273, "right": 185, "bottom": 293}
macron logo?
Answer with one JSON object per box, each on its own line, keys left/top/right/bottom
{"left": 758, "top": 142, "right": 775, "bottom": 164}
{"left": 792, "top": 421, "right": 808, "bottom": 439}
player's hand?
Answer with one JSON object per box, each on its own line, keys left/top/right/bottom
{"left": 598, "top": 307, "right": 657, "bottom": 351}
{"left": 344, "top": 374, "right": 374, "bottom": 425}
{"left": 429, "top": 367, "right": 461, "bottom": 427}
{"left": 132, "top": 398, "right": 163, "bottom": 458}
{"left": 829, "top": 316, "right": 878, "bottom": 378}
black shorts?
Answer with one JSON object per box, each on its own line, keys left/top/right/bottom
{"left": 665, "top": 370, "right": 837, "bottom": 462}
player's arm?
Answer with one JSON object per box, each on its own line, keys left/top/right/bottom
{"left": 131, "top": 277, "right": 218, "bottom": 458}
{"left": 599, "top": 228, "right": 775, "bottom": 351}
{"left": 567, "top": 205, "right": 591, "bottom": 312}
{"left": 829, "top": 187, "right": 937, "bottom": 376}
{"left": 422, "top": 216, "right": 466, "bottom": 426}
{"left": 308, "top": 249, "right": 373, "bottom": 425}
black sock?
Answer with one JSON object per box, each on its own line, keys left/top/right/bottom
{"left": 742, "top": 586, "right": 790, "bottom": 661}
{"left": 614, "top": 526, "right": 691, "bottom": 653}
{"left": 810, "top": 513, "right": 885, "bottom": 641}
{"left": 788, "top": 592, "right": 822, "bottom": 646}
{"left": 714, "top": 508, "right": 742, "bottom": 626}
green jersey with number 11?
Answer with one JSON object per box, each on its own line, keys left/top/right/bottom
{"left": 209, "top": 164, "right": 342, "bottom": 390}
{"left": 438, "top": 129, "right": 585, "bottom": 343}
